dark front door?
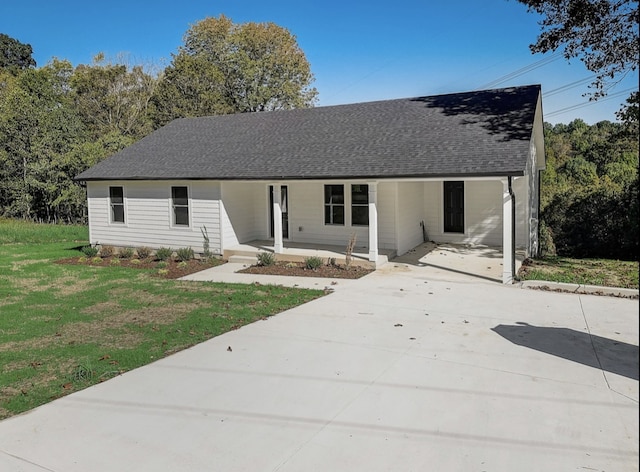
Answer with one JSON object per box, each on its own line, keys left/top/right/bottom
{"left": 269, "top": 185, "right": 289, "bottom": 239}
{"left": 444, "top": 181, "right": 464, "bottom": 233}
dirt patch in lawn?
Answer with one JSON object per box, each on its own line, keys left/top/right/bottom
{"left": 55, "top": 256, "right": 223, "bottom": 279}
{"left": 238, "top": 261, "right": 374, "bottom": 279}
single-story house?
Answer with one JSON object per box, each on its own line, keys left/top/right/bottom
{"left": 75, "top": 84, "right": 545, "bottom": 283}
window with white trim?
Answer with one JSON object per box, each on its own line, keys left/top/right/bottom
{"left": 171, "top": 186, "right": 189, "bottom": 226}
{"left": 324, "top": 185, "right": 344, "bottom": 225}
{"left": 109, "top": 186, "right": 125, "bottom": 223}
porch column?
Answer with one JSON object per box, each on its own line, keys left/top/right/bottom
{"left": 502, "top": 178, "right": 514, "bottom": 284}
{"left": 272, "top": 184, "right": 283, "bottom": 254}
{"left": 368, "top": 182, "right": 379, "bottom": 263}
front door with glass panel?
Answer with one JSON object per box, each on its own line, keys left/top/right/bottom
{"left": 269, "top": 185, "right": 289, "bottom": 239}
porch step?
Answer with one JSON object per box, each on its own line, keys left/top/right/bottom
{"left": 227, "top": 255, "right": 258, "bottom": 265}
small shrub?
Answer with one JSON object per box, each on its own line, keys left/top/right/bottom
{"left": 156, "top": 261, "right": 168, "bottom": 269}
{"left": 136, "top": 246, "right": 152, "bottom": 259}
{"left": 77, "top": 256, "right": 87, "bottom": 263}
{"left": 118, "top": 247, "right": 135, "bottom": 259}
{"left": 100, "top": 245, "right": 114, "bottom": 257}
{"left": 177, "top": 261, "right": 188, "bottom": 269}
{"left": 156, "top": 247, "right": 173, "bottom": 261}
{"left": 256, "top": 252, "right": 276, "bottom": 266}
{"left": 90, "top": 256, "right": 103, "bottom": 264}
{"left": 71, "top": 363, "right": 94, "bottom": 382}
{"left": 130, "top": 259, "right": 141, "bottom": 265}
{"left": 345, "top": 233, "right": 357, "bottom": 269}
{"left": 201, "top": 226, "right": 212, "bottom": 258}
{"left": 176, "top": 247, "right": 194, "bottom": 262}
{"left": 81, "top": 245, "right": 98, "bottom": 257}
{"left": 110, "top": 258, "right": 121, "bottom": 266}
{"left": 304, "top": 256, "right": 323, "bottom": 270}
{"left": 157, "top": 268, "right": 169, "bottom": 276}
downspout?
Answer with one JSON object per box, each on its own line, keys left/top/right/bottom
{"left": 508, "top": 176, "right": 516, "bottom": 278}
{"left": 537, "top": 169, "right": 542, "bottom": 257}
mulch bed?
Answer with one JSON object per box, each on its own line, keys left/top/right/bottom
{"left": 238, "top": 261, "right": 374, "bottom": 279}
{"left": 56, "top": 256, "right": 223, "bottom": 279}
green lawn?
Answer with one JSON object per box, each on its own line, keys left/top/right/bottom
{"left": 518, "top": 256, "right": 639, "bottom": 289}
{"left": 0, "top": 221, "right": 324, "bottom": 419}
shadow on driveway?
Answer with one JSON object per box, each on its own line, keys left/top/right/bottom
{"left": 492, "top": 322, "right": 639, "bottom": 381}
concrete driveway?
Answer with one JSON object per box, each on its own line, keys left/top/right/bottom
{"left": 1, "top": 268, "right": 638, "bottom": 471}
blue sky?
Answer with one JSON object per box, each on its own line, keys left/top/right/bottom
{"left": 1, "top": 0, "right": 637, "bottom": 124}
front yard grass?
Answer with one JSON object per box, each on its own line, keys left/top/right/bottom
{"left": 518, "top": 256, "right": 639, "bottom": 289}
{"left": 0, "top": 223, "right": 324, "bottom": 420}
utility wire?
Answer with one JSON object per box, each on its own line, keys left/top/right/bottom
{"left": 476, "top": 51, "right": 564, "bottom": 90}
{"left": 543, "top": 76, "right": 596, "bottom": 97}
{"left": 545, "top": 88, "right": 636, "bottom": 118}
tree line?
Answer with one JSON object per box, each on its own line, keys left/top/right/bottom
{"left": 0, "top": 16, "right": 317, "bottom": 224}
{"left": 540, "top": 98, "right": 638, "bottom": 261}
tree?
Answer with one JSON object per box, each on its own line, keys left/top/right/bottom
{"left": 70, "top": 54, "right": 157, "bottom": 140}
{"left": 516, "top": 0, "right": 638, "bottom": 98}
{"left": 540, "top": 118, "right": 638, "bottom": 260}
{"left": 0, "top": 60, "right": 85, "bottom": 222}
{"left": 151, "top": 15, "right": 318, "bottom": 126}
{"left": 0, "top": 33, "right": 36, "bottom": 73}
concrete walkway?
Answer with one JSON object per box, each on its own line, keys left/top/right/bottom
{"left": 0, "top": 266, "right": 638, "bottom": 471}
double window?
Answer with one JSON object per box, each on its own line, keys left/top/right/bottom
{"left": 324, "top": 184, "right": 369, "bottom": 226}
{"left": 109, "top": 186, "right": 125, "bottom": 223}
{"left": 171, "top": 186, "right": 189, "bottom": 226}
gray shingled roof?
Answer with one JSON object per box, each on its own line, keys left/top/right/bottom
{"left": 75, "top": 85, "right": 541, "bottom": 181}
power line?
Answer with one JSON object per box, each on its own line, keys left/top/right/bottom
{"left": 543, "top": 76, "right": 596, "bottom": 97}
{"left": 476, "top": 52, "right": 564, "bottom": 90}
{"left": 545, "top": 88, "right": 636, "bottom": 118}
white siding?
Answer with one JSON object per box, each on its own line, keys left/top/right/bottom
{"left": 396, "top": 182, "right": 425, "bottom": 255}
{"left": 220, "top": 182, "right": 264, "bottom": 248}
{"left": 513, "top": 176, "right": 528, "bottom": 250}
{"left": 424, "top": 180, "right": 504, "bottom": 247}
{"left": 465, "top": 180, "right": 503, "bottom": 247}
{"left": 376, "top": 182, "right": 397, "bottom": 251}
{"left": 87, "top": 181, "right": 221, "bottom": 254}
{"left": 422, "top": 182, "right": 441, "bottom": 243}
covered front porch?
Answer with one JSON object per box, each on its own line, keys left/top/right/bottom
{"left": 219, "top": 177, "right": 526, "bottom": 283}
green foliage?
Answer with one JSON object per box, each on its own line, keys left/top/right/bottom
{"left": 176, "top": 247, "right": 194, "bottom": 262}
{"left": 99, "top": 245, "right": 114, "bottom": 257}
{"left": 155, "top": 247, "right": 173, "bottom": 261}
{"left": 517, "top": 0, "right": 638, "bottom": 99}
{"left": 81, "top": 245, "right": 99, "bottom": 257}
{"left": 0, "top": 18, "right": 316, "bottom": 223}
{"left": 304, "top": 256, "right": 323, "bottom": 270}
{"left": 541, "top": 119, "right": 638, "bottom": 260}
{"left": 201, "top": 226, "right": 211, "bottom": 257}
{"left": 256, "top": 251, "right": 276, "bottom": 266}
{"left": 70, "top": 54, "right": 156, "bottom": 140}
{"left": 0, "top": 33, "right": 36, "bottom": 73}
{"left": 136, "top": 246, "right": 152, "bottom": 259}
{"left": 150, "top": 15, "right": 318, "bottom": 126}
{"left": 118, "top": 247, "right": 135, "bottom": 259}
{"left": 518, "top": 256, "right": 638, "bottom": 289}
{"left": 0, "top": 219, "right": 87, "bottom": 244}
